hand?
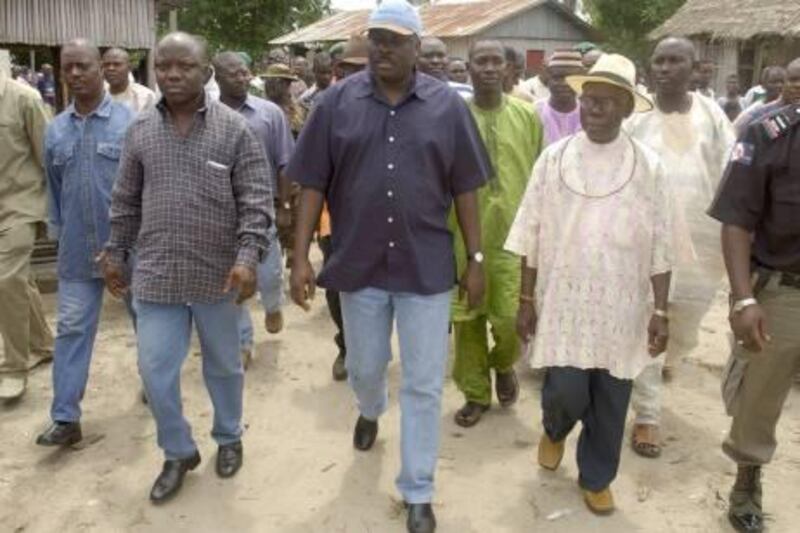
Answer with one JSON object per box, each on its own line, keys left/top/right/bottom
{"left": 224, "top": 265, "right": 257, "bottom": 304}
{"left": 730, "top": 304, "right": 770, "bottom": 352}
{"left": 458, "top": 261, "right": 485, "bottom": 310}
{"left": 516, "top": 301, "right": 538, "bottom": 343}
{"left": 97, "top": 251, "right": 128, "bottom": 299}
{"left": 647, "top": 315, "right": 669, "bottom": 356}
{"left": 290, "top": 256, "right": 316, "bottom": 311}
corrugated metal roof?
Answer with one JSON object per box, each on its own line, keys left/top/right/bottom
{"left": 272, "top": 0, "right": 592, "bottom": 45}
{"left": 0, "top": 0, "right": 157, "bottom": 48}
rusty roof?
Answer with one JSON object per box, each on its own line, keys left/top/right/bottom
{"left": 271, "top": 0, "right": 593, "bottom": 45}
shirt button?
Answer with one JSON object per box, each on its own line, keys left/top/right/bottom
{"left": 389, "top": 136, "right": 396, "bottom": 143}
{"left": 389, "top": 241, "right": 395, "bottom": 248}
{"left": 387, "top": 163, "right": 395, "bottom": 170}
{"left": 389, "top": 110, "right": 396, "bottom": 117}
{"left": 388, "top": 216, "right": 394, "bottom": 223}
{"left": 387, "top": 190, "right": 393, "bottom": 198}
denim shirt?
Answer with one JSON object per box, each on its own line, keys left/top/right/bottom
{"left": 45, "top": 93, "right": 134, "bottom": 280}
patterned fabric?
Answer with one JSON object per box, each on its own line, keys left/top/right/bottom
{"left": 106, "top": 98, "right": 272, "bottom": 304}
{"left": 45, "top": 93, "right": 135, "bottom": 280}
{"left": 505, "top": 132, "right": 674, "bottom": 380}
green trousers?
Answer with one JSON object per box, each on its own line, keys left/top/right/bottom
{"left": 453, "top": 315, "right": 519, "bottom": 406}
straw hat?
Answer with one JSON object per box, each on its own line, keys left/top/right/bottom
{"left": 340, "top": 34, "right": 369, "bottom": 66}
{"left": 566, "top": 53, "right": 653, "bottom": 112}
{"left": 263, "top": 63, "right": 298, "bottom": 81}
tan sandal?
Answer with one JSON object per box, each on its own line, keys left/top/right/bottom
{"left": 632, "top": 424, "right": 662, "bottom": 458}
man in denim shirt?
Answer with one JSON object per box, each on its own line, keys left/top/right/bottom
{"left": 35, "top": 39, "right": 135, "bottom": 447}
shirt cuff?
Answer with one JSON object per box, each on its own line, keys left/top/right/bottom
{"left": 235, "top": 245, "right": 262, "bottom": 269}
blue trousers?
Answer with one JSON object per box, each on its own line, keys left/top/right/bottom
{"left": 134, "top": 297, "right": 243, "bottom": 460}
{"left": 239, "top": 235, "right": 283, "bottom": 350}
{"left": 542, "top": 367, "right": 633, "bottom": 491}
{"left": 50, "top": 279, "right": 104, "bottom": 422}
{"left": 340, "top": 288, "right": 451, "bottom": 504}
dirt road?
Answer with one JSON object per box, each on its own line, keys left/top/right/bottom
{"left": 2, "top": 281, "right": 800, "bottom": 533}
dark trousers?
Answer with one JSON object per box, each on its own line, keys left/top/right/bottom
{"left": 318, "top": 236, "right": 345, "bottom": 355}
{"left": 542, "top": 366, "right": 633, "bottom": 491}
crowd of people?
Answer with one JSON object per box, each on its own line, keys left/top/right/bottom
{"left": 1, "top": 0, "right": 799, "bottom": 531}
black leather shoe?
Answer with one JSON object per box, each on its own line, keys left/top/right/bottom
{"left": 149, "top": 451, "right": 201, "bottom": 504}
{"left": 406, "top": 503, "right": 436, "bottom": 533}
{"left": 36, "top": 421, "right": 82, "bottom": 447}
{"left": 216, "top": 441, "right": 243, "bottom": 478}
{"left": 353, "top": 416, "right": 378, "bottom": 451}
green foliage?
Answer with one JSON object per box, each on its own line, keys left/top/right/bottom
{"left": 584, "top": 0, "right": 687, "bottom": 65}
{"left": 160, "top": 0, "right": 330, "bottom": 59}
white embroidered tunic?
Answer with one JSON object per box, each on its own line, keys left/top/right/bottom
{"left": 505, "top": 132, "right": 674, "bottom": 380}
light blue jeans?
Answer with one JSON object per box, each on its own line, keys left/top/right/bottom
{"left": 239, "top": 235, "right": 283, "bottom": 350}
{"left": 50, "top": 279, "right": 105, "bottom": 422}
{"left": 134, "top": 297, "right": 243, "bottom": 460}
{"left": 340, "top": 287, "right": 451, "bottom": 504}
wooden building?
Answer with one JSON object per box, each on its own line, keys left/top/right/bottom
{"left": 652, "top": 0, "right": 800, "bottom": 92}
{"left": 272, "top": 0, "right": 597, "bottom": 74}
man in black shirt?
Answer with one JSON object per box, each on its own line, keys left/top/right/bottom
{"left": 708, "top": 103, "right": 800, "bottom": 533}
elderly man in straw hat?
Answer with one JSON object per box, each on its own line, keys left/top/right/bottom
{"left": 506, "top": 53, "right": 675, "bottom": 515}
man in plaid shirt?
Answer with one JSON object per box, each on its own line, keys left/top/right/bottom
{"left": 103, "top": 32, "right": 272, "bottom": 504}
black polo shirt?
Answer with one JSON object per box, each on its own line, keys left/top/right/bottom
{"left": 708, "top": 104, "right": 800, "bottom": 273}
{"left": 286, "top": 70, "right": 490, "bottom": 294}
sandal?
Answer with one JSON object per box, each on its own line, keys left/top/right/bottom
{"left": 495, "top": 369, "right": 519, "bottom": 407}
{"left": 454, "top": 401, "right": 489, "bottom": 428}
{"left": 632, "top": 424, "right": 662, "bottom": 458}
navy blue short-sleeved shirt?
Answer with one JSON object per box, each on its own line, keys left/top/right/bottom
{"left": 286, "top": 70, "right": 490, "bottom": 295}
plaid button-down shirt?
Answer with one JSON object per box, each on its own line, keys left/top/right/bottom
{"left": 106, "top": 98, "right": 272, "bottom": 304}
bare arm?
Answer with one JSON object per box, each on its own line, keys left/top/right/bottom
{"left": 722, "top": 224, "right": 754, "bottom": 300}
{"left": 454, "top": 190, "right": 484, "bottom": 309}
{"left": 290, "top": 188, "right": 325, "bottom": 310}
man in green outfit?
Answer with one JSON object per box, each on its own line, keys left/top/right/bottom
{"left": 451, "top": 40, "right": 544, "bottom": 427}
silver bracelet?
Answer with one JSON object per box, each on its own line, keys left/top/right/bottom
{"left": 731, "top": 297, "right": 758, "bottom": 314}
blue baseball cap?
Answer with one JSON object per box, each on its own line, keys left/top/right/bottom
{"left": 367, "top": 0, "right": 423, "bottom": 37}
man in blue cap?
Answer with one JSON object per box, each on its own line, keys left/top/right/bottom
{"left": 287, "top": 1, "right": 490, "bottom": 531}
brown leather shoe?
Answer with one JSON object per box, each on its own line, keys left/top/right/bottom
{"left": 495, "top": 369, "right": 519, "bottom": 407}
{"left": 583, "top": 486, "right": 615, "bottom": 515}
{"left": 265, "top": 311, "right": 284, "bottom": 334}
{"left": 538, "top": 433, "right": 564, "bottom": 470}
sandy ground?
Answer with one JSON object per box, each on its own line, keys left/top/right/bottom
{"left": 2, "top": 264, "right": 800, "bottom": 533}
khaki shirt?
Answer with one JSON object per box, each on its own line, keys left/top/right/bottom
{"left": 0, "top": 72, "right": 51, "bottom": 231}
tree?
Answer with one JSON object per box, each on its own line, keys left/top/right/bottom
{"left": 583, "top": 0, "right": 687, "bottom": 65}
{"left": 162, "top": 0, "right": 331, "bottom": 59}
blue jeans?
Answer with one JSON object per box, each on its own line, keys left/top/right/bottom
{"left": 340, "top": 288, "right": 451, "bottom": 504}
{"left": 238, "top": 235, "right": 283, "bottom": 350}
{"left": 50, "top": 279, "right": 104, "bottom": 422}
{"left": 134, "top": 297, "right": 243, "bottom": 460}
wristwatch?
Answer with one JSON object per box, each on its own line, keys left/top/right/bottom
{"left": 468, "top": 251, "right": 484, "bottom": 264}
{"left": 731, "top": 297, "right": 758, "bottom": 314}
{"left": 282, "top": 201, "right": 292, "bottom": 210}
